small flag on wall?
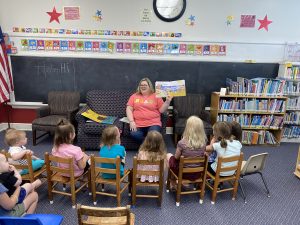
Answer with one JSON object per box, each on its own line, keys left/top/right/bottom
{"left": 0, "top": 26, "right": 14, "bottom": 103}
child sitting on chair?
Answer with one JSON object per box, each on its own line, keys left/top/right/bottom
{"left": 137, "top": 130, "right": 167, "bottom": 182}
{"left": 99, "top": 126, "right": 126, "bottom": 179}
{"left": 167, "top": 116, "right": 207, "bottom": 189}
{"left": 52, "top": 120, "right": 90, "bottom": 177}
{"left": 0, "top": 154, "right": 41, "bottom": 204}
{"left": 5, "top": 129, "right": 44, "bottom": 175}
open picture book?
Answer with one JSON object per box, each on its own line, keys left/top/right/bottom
{"left": 81, "top": 109, "right": 117, "bottom": 124}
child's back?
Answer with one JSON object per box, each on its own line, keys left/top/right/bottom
{"left": 99, "top": 126, "right": 126, "bottom": 179}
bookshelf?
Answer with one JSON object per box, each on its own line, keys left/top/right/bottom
{"left": 278, "top": 62, "right": 300, "bottom": 143}
{"left": 210, "top": 92, "right": 287, "bottom": 146}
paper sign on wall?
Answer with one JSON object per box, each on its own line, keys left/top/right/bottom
{"left": 64, "top": 6, "right": 80, "bottom": 20}
{"left": 240, "top": 15, "right": 256, "bottom": 28}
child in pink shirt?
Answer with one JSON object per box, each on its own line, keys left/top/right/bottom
{"left": 52, "top": 120, "right": 90, "bottom": 177}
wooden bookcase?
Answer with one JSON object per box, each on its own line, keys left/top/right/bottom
{"left": 278, "top": 62, "right": 300, "bottom": 143}
{"left": 210, "top": 92, "right": 287, "bottom": 145}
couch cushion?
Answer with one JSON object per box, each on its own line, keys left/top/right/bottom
{"left": 86, "top": 90, "right": 133, "bottom": 116}
{"left": 83, "top": 120, "right": 123, "bottom": 135}
{"left": 32, "top": 115, "right": 67, "bottom": 126}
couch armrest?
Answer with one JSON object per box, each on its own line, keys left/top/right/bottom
{"left": 75, "top": 105, "right": 90, "bottom": 124}
{"left": 35, "top": 106, "right": 50, "bottom": 118}
{"left": 66, "top": 108, "right": 80, "bottom": 122}
{"left": 199, "top": 110, "right": 211, "bottom": 124}
{"left": 173, "top": 109, "right": 179, "bottom": 122}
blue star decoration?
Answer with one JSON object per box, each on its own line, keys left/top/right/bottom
{"left": 189, "top": 15, "right": 195, "bottom": 22}
{"left": 96, "top": 10, "right": 102, "bottom": 17}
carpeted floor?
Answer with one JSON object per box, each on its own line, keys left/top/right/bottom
{"left": 0, "top": 131, "right": 299, "bottom": 225}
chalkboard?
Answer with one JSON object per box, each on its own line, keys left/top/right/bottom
{"left": 11, "top": 56, "right": 279, "bottom": 105}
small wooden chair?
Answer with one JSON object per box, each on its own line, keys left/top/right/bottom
{"left": 90, "top": 155, "right": 131, "bottom": 207}
{"left": 166, "top": 155, "right": 208, "bottom": 206}
{"left": 294, "top": 146, "right": 300, "bottom": 179}
{"left": 44, "top": 152, "right": 90, "bottom": 208}
{"left": 131, "top": 156, "right": 164, "bottom": 207}
{"left": 205, "top": 152, "right": 244, "bottom": 204}
{"left": 1, "top": 149, "right": 46, "bottom": 183}
{"left": 77, "top": 204, "right": 134, "bottom": 225}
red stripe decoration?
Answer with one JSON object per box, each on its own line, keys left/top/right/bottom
{"left": 0, "top": 26, "right": 14, "bottom": 103}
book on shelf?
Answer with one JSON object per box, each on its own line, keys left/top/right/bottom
{"left": 81, "top": 109, "right": 117, "bottom": 124}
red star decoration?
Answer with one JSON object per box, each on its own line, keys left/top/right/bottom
{"left": 47, "top": 7, "right": 62, "bottom": 23}
{"left": 258, "top": 15, "right": 272, "bottom": 31}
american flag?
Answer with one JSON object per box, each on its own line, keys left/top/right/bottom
{"left": 0, "top": 26, "right": 14, "bottom": 103}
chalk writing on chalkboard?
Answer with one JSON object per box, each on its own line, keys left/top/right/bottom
{"left": 34, "top": 61, "right": 77, "bottom": 89}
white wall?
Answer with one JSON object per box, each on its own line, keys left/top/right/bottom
{"left": 1, "top": 0, "right": 299, "bottom": 62}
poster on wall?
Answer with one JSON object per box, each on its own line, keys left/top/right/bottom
{"left": 64, "top": 6, "right": 80, "bottom": 20}
{"left": 140, "top": 8, "right": 152, "bottom": 23}
{"left": 240, "top": 15, "right": 256, "bottom": 28}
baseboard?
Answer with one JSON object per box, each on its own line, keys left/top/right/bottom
{"left": 0, "top": 123, "right": 32, "bottom": 132}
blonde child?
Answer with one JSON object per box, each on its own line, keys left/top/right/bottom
{"left": 99, "top": 126, "right": 126, "bottom": 179}
{"left": 137, "top": 130, "right": 167, "bottom": 182}
{"left": 5, "top": 129, "right": 44, "bottom": 175}
{"left": 0, "top": 154, "right": 41, "bottom": 205}
{"left": 52, "top": 120, "right": 90, "bottom": 177}
{"left": 167, "top": 116, "right": 207, "bottom": 189}
{"left": 206, "top": 121, "right": 242, "bottom": 177}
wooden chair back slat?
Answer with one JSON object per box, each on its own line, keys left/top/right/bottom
{"left": 206, "top": 152, "right": 244, "bottom": 204}
{"left": 90, "top": 155, "right": 129, "bottom": 207}
{"left": 131, "top": 156, "right": 164, "bottom": 206}
{"left": 44, "top": 152, "right": 89, "bottom": 207}
{"left": 167, "top": 155, "right": 208, "bottom": 206}
{"left": 77, "top": 204, "right": 134, "bottom": 225}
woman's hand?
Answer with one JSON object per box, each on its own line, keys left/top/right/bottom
{"left": 129, "top": 121, "right": 137, "bottom": 131}
{"left": 166, "top": 95, "right": 173, "bottom": 103}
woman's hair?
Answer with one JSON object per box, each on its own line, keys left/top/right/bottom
{"left": 138, "top": 131, "right": 166, "bottom": 162}
{"left": 231, "top": 121, "right": 242, "bottom": 142}
{"left": 213, "top": 121, "right": 232, "bottom": 148}
{"left": 101, "top": 126, "right": 120, "bottom": 148}
{"left": 53, "top": 119, "right": 75, "bottom": 150}
{"left": 4, "top": 128, "right": 26, "bottom": 146}
{"left": 182, "top": 116, "right": 207, "bottom": 149}
{"left": 136, "top": 77, "right": 154, "bottom": 94}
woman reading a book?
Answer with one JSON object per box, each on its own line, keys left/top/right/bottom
{"left": 126, "top": 77, "right": 172, "bottom": 143}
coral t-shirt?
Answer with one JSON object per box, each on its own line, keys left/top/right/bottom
{"left": 127, "top": 93, "right": 164, "bottom": 127}
{"left": 52, "top": 144, "right": 84, "bottom": 177}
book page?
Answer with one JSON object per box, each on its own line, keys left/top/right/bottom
{"left": 155, "top": 80, "right": 186, "bottom": 97}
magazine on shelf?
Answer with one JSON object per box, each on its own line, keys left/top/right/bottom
{"left": 81, "top": 109, "right": 117, "bottom": 124}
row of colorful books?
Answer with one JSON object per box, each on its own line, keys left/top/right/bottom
{"left": 217, "top": 114, "right": 284, "bottom": 129}
{"left": 219, "top": 99, "right": 285, "bottom": 112}
{"left": 13, "top": 27, "right": 183, "bottom": 38}
{"left": 280, "top": 65, "right": 300, "bottom": 80}
{"left": 283, "top": 81, "right": 300, "bottom": 95}
{"left": 284, "top": 112, "right": 300, "bottom": 125}
{"left": 20, "top": 39, "right": 227, "bottom": 56}
{"left": 282, "top": 126, "right": 300, "bottom": 138}
{"left": 226, "top": 77, "right": 286, "bottom": 96}
{"left": 242, "top": 130, "right": 278, "bottom": 145}
{"left": 286, "top": 97, "right": 300, "bottom": 110}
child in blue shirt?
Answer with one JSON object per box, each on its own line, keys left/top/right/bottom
{"left": 99, "top": 126, "right": 126, "bottom": 179}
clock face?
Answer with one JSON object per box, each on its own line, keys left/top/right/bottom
{"left": 153, "top": 0, "right": 186, "bottom": 22}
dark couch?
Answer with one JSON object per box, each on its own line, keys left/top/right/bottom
{"left": 75, "top": 90, "right": 167, "bottom": 150}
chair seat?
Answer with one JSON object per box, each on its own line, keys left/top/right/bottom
{"left": 32, "top": 115, "right": 67, "bottom": 126}
{"left": 21, "top": 166, "right": 46, "bottom": 180}
{"left": 95, "top": 170, "right": 130, "bottom": 184}
{"left": 24, "top": 214, "right": 63, "bottom": 225}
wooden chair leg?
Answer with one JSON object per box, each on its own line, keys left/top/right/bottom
{"left": 174, "top": 134, "right": 178, "bottom": 144}
{"left": 158, "top": 181, "right": 163, "bottom": 207}
{"left": 232, "top": 180, "right": 239, "bottom": 200}
{"left": 176, "top": 182, "right": 181, "bottom": 206}
{"left": 47, "top": 179, "right": 53, "bottom": 204}
{"left": 211, "top": 180, "right": 218, "bottom": 204}
{"left": 166, "top": 170, "right": 171, "bottom": 192}
{"left": 91, "top": 181, "right": 96, "bottom": 205}
{"left": 71, "top": 182, "right": 76, "bottom": 208}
